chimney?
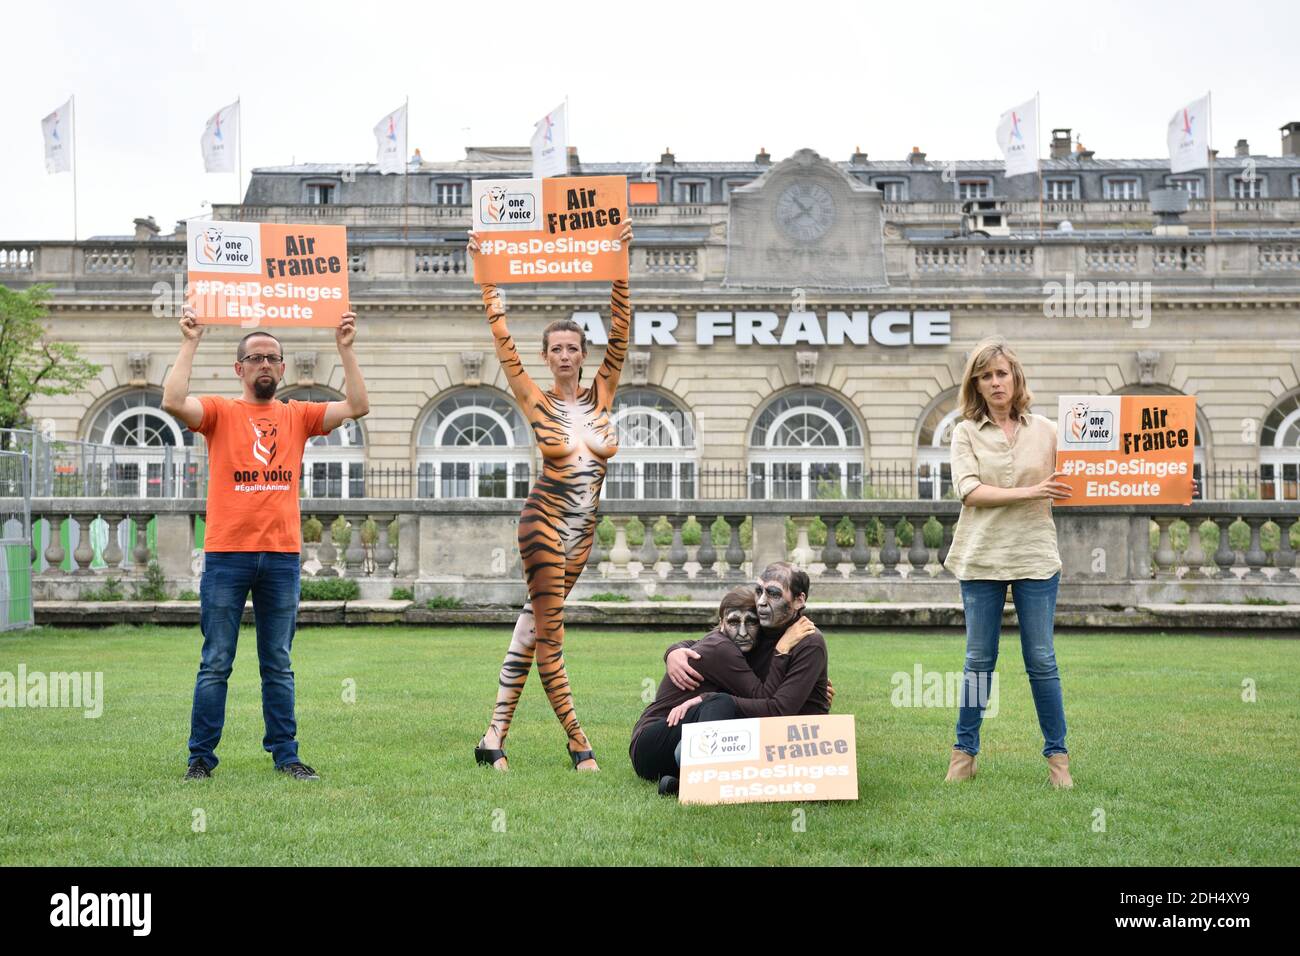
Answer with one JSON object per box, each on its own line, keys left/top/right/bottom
{"left": 1282, "top": 122, "right": 1300, "bottom": 157}
{"left": 133, "top": 216, "right": 160, "bottom": 241}
{"left": 755, "top": 147, "right": 771, "bottom": 165}
{"left": 1051, "top": 128, "right": 1072, "bottom": 160}
{"left": 1235, "top": 138, "right": 1250, "bottom": 157}
{"left": 1075, "top": 141, "right": 1094, "bottom": 162}
{"left": 566, "top": 144, "right": 580, "bottom": 168}
{"left": 172, "top": 220, "right": 187, "bottom": 240}
{"left": 660, "top": 147, "right": 675, "bottom": 166}
{"left": 851, "top": 145, "right": 868, "bottom": 165}
{"left": 908, "top": 146, "right": 926, "bottom": 165}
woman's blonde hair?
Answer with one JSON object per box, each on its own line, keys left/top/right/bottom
{"left": 958, "top": 337, "right": 1034, "bottom": 422}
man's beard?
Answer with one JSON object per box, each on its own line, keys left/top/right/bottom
{"left": 252, "top": 376, "right": 278, "bottom": 400}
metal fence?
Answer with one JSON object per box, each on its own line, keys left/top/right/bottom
{"left": 0, "top": 450, "right": 33, "bottom": 630}
{"left": 0, "top": 428, "right": 207, "bottom": 498}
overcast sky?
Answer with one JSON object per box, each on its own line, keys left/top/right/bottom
{"left": 2, "top": 0, "right": 1296, "bottom": 240}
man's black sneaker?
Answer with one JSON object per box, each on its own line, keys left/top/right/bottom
{"left": 277, "top": 762, "right": 321, "bottom": 781}
{"left": 658, "top": 774, "right": 679, "bottom": 796}
{"left": 184, "top": 759, "right": 213, "bottom": 781}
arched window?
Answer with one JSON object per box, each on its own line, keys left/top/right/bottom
{"left": 917, "top": 391, "right": 961, "bottom": 501}
{"left": 278, "top": 386, "right": 365, "bottom": 499}
{"left": 83, "top": 389, "right": 197, "bottom": 497}
{"left": 606, "top": 388, "right": 697, "bottom": 499}
{"left": 748, "top": 390, "right": 864, "bottom": 499}
{"left": 415, "top": 389, "right": 532, "bottom": 498}
{"left": 1261, "top": 391, "right": 1300, "bottom": 501}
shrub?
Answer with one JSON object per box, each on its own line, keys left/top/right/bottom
{"left": 130, "top": 560, "right": 169, "bottom": 602}
{"left": 300, "top": 578, "right": 360, "bottom": 601}
{"left": 302, "top": 517, "right": 323, "bottom": 543}
{"left": 390, "top": 586, "right": 414, "bottom": 601}
{"left": 427, "top": 595, "right": 464, "bottom": 609}
{"left": 176, "top": 590, "right": 200, "bottom": 601}
{"left": 587, "top": 592, "right": 632, "bottom": 602}
{"left": 330, "top": 516, "right": 351, "bottom": 548}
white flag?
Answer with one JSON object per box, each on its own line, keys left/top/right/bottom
{"left": 996, "top": 96, "right": 1038, "bottom": 178}
{"left": 41, "top": 97, "right": 73, "bottom": 174}
{"left": 374, "top": 104, "right": 407, "bottom": 175}
{"left": 200, "top": 100, "right": 239, "bottom": 173}
{"left": 1167, "top": 94, "right": 1211, "bottom": 174}
{"left": 531, "top": 102, "right": 568, "bottom": 179}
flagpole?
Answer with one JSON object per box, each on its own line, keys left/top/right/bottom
{"left": 403, "top": 95, "right": 410, "bottom": 242}
{"left": 1036, "top": 91, "right": 1043, "bottom": 239}
{"left": 1206, "top": 91, "right": 1216, "bottom": 237}
{"left": 236, "top": 95, "right": 243, "bottom": 209}
{"left": 71, "top": 94, "right": 79, "bottom": 242}
{"left": 564, "top": 93, "right": 570, "bottom": 173}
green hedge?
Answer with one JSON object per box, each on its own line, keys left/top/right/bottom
{"left": 300, "top": 578, "right": 360, "bottom": 601}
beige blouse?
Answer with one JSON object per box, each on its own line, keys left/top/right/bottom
{"left": 942, "top": 411, "right": 1062, "bottom": 581}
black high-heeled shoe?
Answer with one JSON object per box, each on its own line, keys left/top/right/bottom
{"left": 567, "top": 746, "right": 597, "bottom": 770}
{"left": 475, "top": 738, "right": 508, "bottom": 769}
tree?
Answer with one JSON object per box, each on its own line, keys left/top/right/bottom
{"left": 0, "top": 283, "right": 101, "bottom": 442}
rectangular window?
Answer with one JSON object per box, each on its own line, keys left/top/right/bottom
{"left": 877, "top": 181, "right": 907, "bottom": 201}
{"left": 1230, "top": 177, "right": 1262, "bottom": 199}
{"left": 771, "top": 462, "right": 803, "bottom": 500}
{"left": 1105, "top": 179, "right": 1138, "bottom": 200}
{"left": 1169, "top": 177, "right": 1203, "bottom": 198}
{"left": 606, "top": 462, "right": 636, "bottom": 500}
{"left": 513, "top": 463, "right": 530, "bottom": 498}
{"left": 749, "top": 463, "right": 766, "bottom": 500}
{"left": 307, "top": 184, "right": 335, "bottom": 205}
{"left": 417, "top": 462, "right": 436, "bottom": 498}
{"left": 809, "top": 462, "right": 842, "bottom": 499}
{"left": 348, "top": 462, "right": 365, "bottom": 500}
{"left": 441, "top": 461, "right": 470, "bottom": 498}
{"left": 1046, "top": 179, "right": 1077, "bottom": 201}
{"left": 644, "top": 462, "right": 674, "bottom": 499}
{"left": 679, "top": 182, "right": 706, "bottom": 203}
{"left": 958, "top": 180, "right": 990, "bottom": 200}
{"left": 679, "top": 462, "right": 696, "bottom": 500}
{"left": 477, "top": 462, "right": 507, "bottom": 498}
{"left": 436, "top": 183, "right": 464, "bottom": 205}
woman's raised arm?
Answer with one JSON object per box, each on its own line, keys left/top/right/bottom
{"left": 469, "top": 233, "right": 540, "bottom": 409}
{"left": 592, "top": 223, "right": 634, "bottom": 405}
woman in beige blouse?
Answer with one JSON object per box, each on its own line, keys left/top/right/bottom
{"left": 942, "top": 337, "right": 1074, "bottom": 788}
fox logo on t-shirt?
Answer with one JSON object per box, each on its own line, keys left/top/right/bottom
{"left": 250, "top": 418, "right": 278, "bottom": 466}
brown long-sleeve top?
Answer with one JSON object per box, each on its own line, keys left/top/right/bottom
{"left": 629, "top": 624, "right": 829, "bottom": 755}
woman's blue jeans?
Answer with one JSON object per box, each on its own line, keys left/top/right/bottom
{"left": 955, "top": 572, "right": 1067, "bottom": 758}
{"left": 188, "top": 551, "right": 302, "bottom": 769}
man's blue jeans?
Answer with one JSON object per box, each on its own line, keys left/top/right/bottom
{"left": 955, "top": 573, "right": 1067, "bottom": 758}
{"left": 188, "top": 552, "right": 302, "bottom": 769}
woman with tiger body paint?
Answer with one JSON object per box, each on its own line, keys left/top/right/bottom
{"left": 468, "top": 222, "right": 633, "bottom": 772}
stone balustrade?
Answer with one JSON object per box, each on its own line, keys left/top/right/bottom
{"left": 26, "top": 498, "right": 1300, "bottom": 606}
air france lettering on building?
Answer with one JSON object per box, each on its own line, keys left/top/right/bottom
{"left": 568, "top": 310, "right": 951, "bottom": 346}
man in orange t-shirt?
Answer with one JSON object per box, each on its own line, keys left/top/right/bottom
{"left": 162, "top": 306, "right": 370, "bottom": 781}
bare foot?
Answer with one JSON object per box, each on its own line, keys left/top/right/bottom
{"left": 479, "top": 728, "right": 508, "bottom": 771}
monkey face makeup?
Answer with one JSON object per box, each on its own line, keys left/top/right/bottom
{"left": 755, "top": 576, "right": 804, "bottom": 630}
{"left": 720, "top": 607, "right": 761, "bottom": 652}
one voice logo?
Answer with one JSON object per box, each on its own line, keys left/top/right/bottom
{"left": 193, "top": 225, "right": 255, "bottom": 266}
{"left": 49, "top": 886, "right": 151, "bottom": 936}
{"left": 479, "top": 184, "right": 537, "bottom": 226}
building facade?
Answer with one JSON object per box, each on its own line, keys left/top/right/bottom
{"left": 5, "top": 128, "right": 1300, "bottom": 502}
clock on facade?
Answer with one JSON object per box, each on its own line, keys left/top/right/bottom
{"left": 775, "top": 182, "right": 836, "bottom": 242}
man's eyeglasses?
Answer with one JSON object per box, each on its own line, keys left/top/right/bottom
{"left": 239, "top": 353, "right": 283, "bottom": 366}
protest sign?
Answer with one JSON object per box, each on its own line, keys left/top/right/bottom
{"left": 470, "top": 175, "right": 628, "bottom": 284}
{"left": 679, "top": 714, "right": 858, "bottom": 805}
{"left": 186, "top": 220, "right": 349, "bottom": 328}
{"left": 1055, "top": 395, "right": 1196, "bottom": 505}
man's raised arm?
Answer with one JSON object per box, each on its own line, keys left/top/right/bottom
{"left": 161, "top": 308, "right": 206, "bottom": 430}
{"left": 322, "top": 310, "right": 370, "bottom": 432}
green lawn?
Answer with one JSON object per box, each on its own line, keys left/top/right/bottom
{"left": 0, "top": 625, "right": 1295, "bottom": 866}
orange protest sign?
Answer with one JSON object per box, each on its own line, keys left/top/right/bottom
{"left": 1055, "top": 395, "right": 1196, "bottom": 506}
{"left": 186, "top": 220, "right": 349, "bottom": 328}
{"left": 471, "top": 175, "right": 628, "bottom": 284}
{"left": 679, "top": 714, "right": 858, "bottom": 805}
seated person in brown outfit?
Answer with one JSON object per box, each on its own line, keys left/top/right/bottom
{"left": 630, "top": 562, "right": 830, "bottom": 794}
